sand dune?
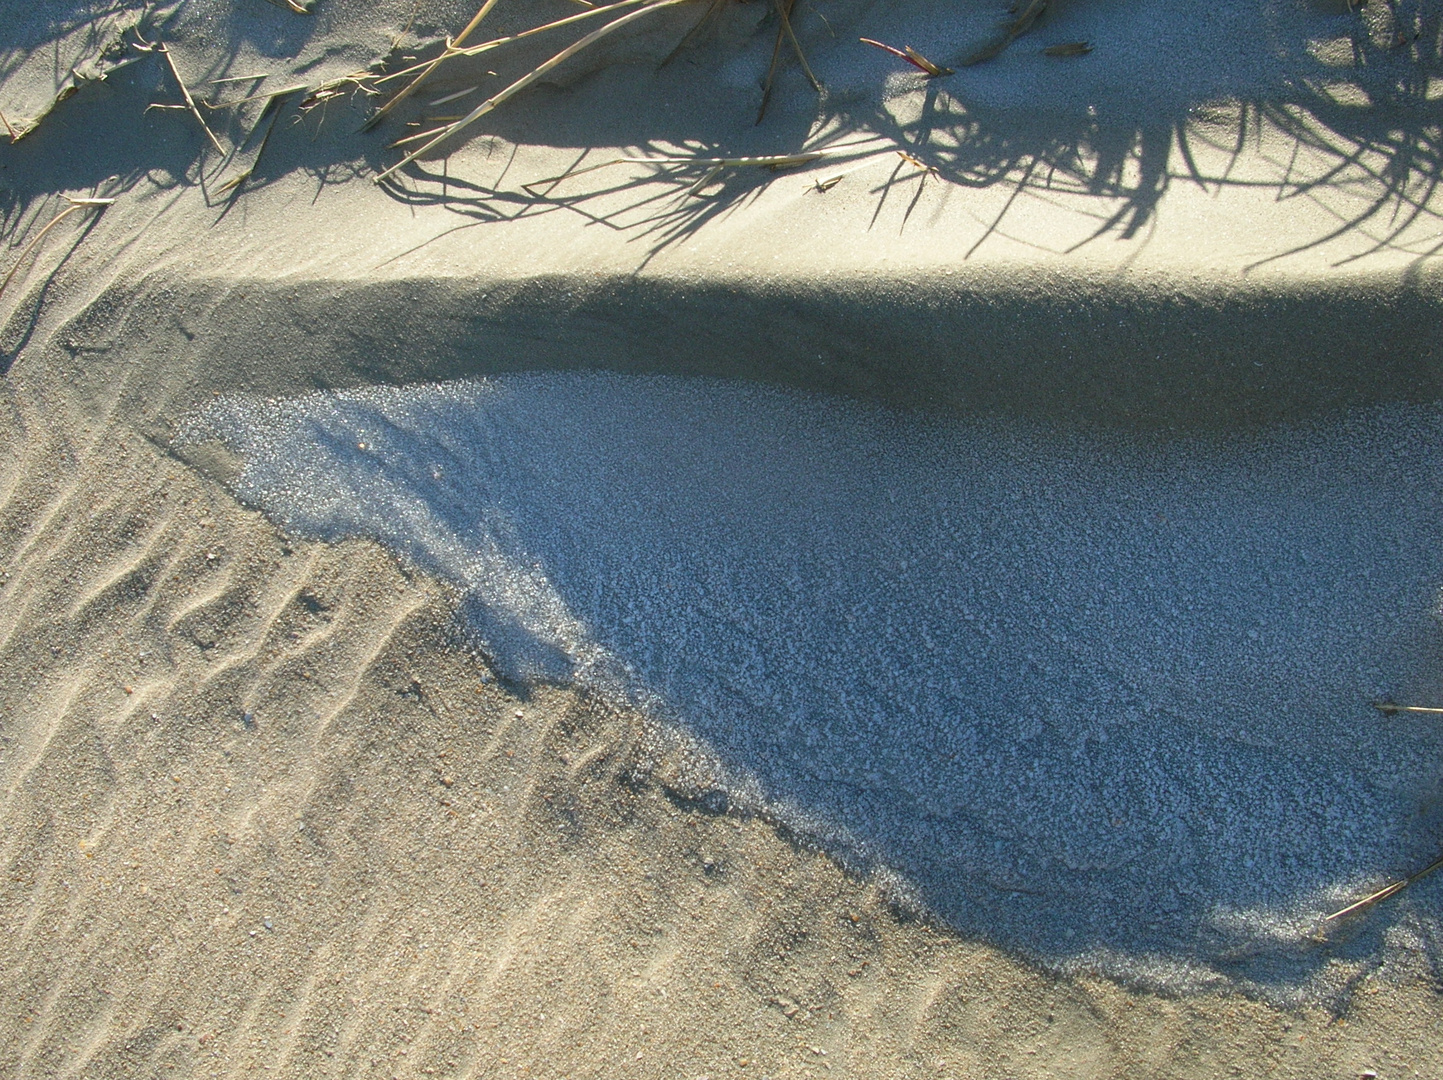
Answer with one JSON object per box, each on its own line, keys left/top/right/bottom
{"left": 173, "top": 372, "right": 1443, "bottom": 1001}
{"left": 5, "top": 0, "right": 1443, "bottom": 1075}
{"left": 0, "top": 339, "right": 1439, "bottom": 1079}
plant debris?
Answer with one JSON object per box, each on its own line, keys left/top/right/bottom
{"left": 1373, "top": 699, "right": 1443, "bottom": 716}
{"left": 134, "top": 34, "right": 226, "bottom": 155}
{"left": 758, "top": 0, "right": 821, "bottom": 123}
{"left": 964, "top": 0, "right": 1048, "bottom": 66}
{"left": 0, "top": 196, "right": 115, "bottom": 301}
{"left": 1325, "top": 852, "right": 1443, "bottom": 922}
{"left": 373, "top": 0, "right": 691, "bottom": 184}
{"left": 1042, "top": 41, "right": 1092, "bottom": 57}
{"left": 859, "top": 38, "right": 953, "bottom": 77}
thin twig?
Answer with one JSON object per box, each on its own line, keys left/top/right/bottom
{"left": 216, "top": 89, "right": 295, "bottom": 197}
{"left": 756, "top": 0, "right": 793, "bottom": 124}
{"left": 0, "top": 197, "right": 115, "bottom": 301}
{"left": 859, "top": 37, "right": 952, "bottom": 77}
{"left": 659, "top": 0, "right": 726, "bottom": 68}
{"left": 365, "top": 0, "right": 504, "bottom": 129}
{"left": 142, "top": 39, "right": 226, "bottom": 154}
{"left": 388, "top": 119, "right": 468, "bottom": 147}
{"left": 201, "top": 84, "right": 310, "bottom": 109}
{"left": 896, "top": 149, "right": 939, "bottom": 178}
{"left": 776, "top": 0, "right": 821, "bottom": 92}
{"left": 1325, "top": 853, "right": 1443, "bottom": 922}
{"left": 0, "top": 107, "right": 20, "bottom": 143}
{"left": 687, "top": 163, "right": 726, "bottom": 196}
{"left": 1374, "top": 700, "right": 1443, "bottom": 716}
{"left": 426, "top": 85, "right": 483, "bottom": 108}
{"left": 198, "top": 73, "right": 273, "bottom": 86}
{"left": 300, "top": 72, "right": 375, "bottom": 113}
{"left": 373, "top": 0, "right": 690, "bottom": 184}
{"left": 373, "top": 0, "right": 656, "bottom": 89}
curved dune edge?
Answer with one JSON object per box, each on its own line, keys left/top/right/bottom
{"left": 16, "top": 268, "right": 1443, "bottom": 440}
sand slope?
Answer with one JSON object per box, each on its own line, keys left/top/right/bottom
{"left": 4, "top": 368, "right": 1443, "bottom": 1079}
{"left": 4, "top": 0, "right": 1443, "bottom": 1075}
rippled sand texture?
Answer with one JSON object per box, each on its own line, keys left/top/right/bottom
{"left": 180, "top": 373, "right": 1443, "bottom": 1000}
{"left": 2, "top": 375, "right": 1441, "bottom": 1078}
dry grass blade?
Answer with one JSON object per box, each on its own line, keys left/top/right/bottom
{"left": 903, "top": 46, "right": 952, "bottom": 77}
{"left": 373, "top": 0, "right": 691, "bottom": 185}
{"left": 146, "top": 41, "right": 226, "bottom": 154}
{"left": 687, "top": 163, "right": 726, "bottom": 196}
{"left": 0, "top": 107, "right": 20, "bottom": 143}
{"left": 388, "top": 120, "right": 467, "bottom": 147}
{"left": 522, "top": 151, "right": 826, "bottom": 194}
{"left": 1373, "top": 700, "right": 1443, "bottom": 716}
{"left": 1042, "top": 41, "right": 1092, "bottom": 57}
{"left": 214, "top": 172, "right": 250, "bottom": 196}
{"left": 297, "top": 70, "right": 381, "bottom": 136}
{"left": 0, "top": 196, "right": 115, "bottom": 301}
{"left": 427, "top": 85, "right": 489, "bottom": 108}
{"left": 365, "top": 0, "right": 504, "bottom": 129}
{"left": 964, "top": 0, "right": 1047, "bottom": 67}
{"left": 896, "top": 149, "right": 939, "bottom": 178}
{"left": 1324, "top": 879, "right": 1408, "bottom": 921}
{"left": 216, "top": 88, "right": 296, "bottom": 197}
{"left": 776, "top": 0, "right": 821, "bottom": 92}
{"left": 859, "top": 38, "right": 952, "bottom": 77}
{"left": 376, "top": 0, "right": 659, "bottom": 87}
{"left": 199, "top": 73, "right": 273, "bottom": 86}
{"left": 756, "top": 0, "right": 794, "bottom": 124}
{"left": 201, "top": 83, "right": 309, "bottom": 110}
{"left": 1325, "top": 853, "right": 1443, "bottom": 922}
{"left": 263, "top": 0, "right": 314, "bottom": 12}
{"left": 659, "top": 0, "right": 727, "bottom": 68}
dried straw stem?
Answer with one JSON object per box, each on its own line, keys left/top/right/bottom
{"left": 156, "top": 42, "right": 226, "bottom": 155}
{"left": 0, "top": 197, "right": 114, "bottom": 301}
{"left": 1325, "top": 852, "right": 1443, "bottom": 922}
{"left": 366, "top": 0, "right": 504, "bottom": 129}
{"left": 375, "top": 0, "right": 658, "bottom": 90}
{"left": 373, "top": 0, "right": 690, "bottom": 184}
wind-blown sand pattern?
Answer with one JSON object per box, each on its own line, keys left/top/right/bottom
{"left": 179, "top": 373, "right": 1443, "bottom": 1001}
{"left": 3, "top": 371, "right": 1441, "bottom": 1078}
{"left": 6, "top": 0, "right": 1443, "bottom": 1074}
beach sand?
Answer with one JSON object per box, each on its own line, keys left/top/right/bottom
{"left": 7, "top": 372, "right": 1443, "bottom": 1078}
{"left": 4, "top": 1, "right": 1443, "bottom": 1075}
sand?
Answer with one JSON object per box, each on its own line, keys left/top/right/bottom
{"left": 4, "top": 0, "right": 1443, "bottom": 1076}
{"left": 174, "top": 373, "right": 1443, "bottom": 1000}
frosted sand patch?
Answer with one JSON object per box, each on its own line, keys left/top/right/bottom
{"left": 179, "top": 373, "right": 1443, "bottom": 1000}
